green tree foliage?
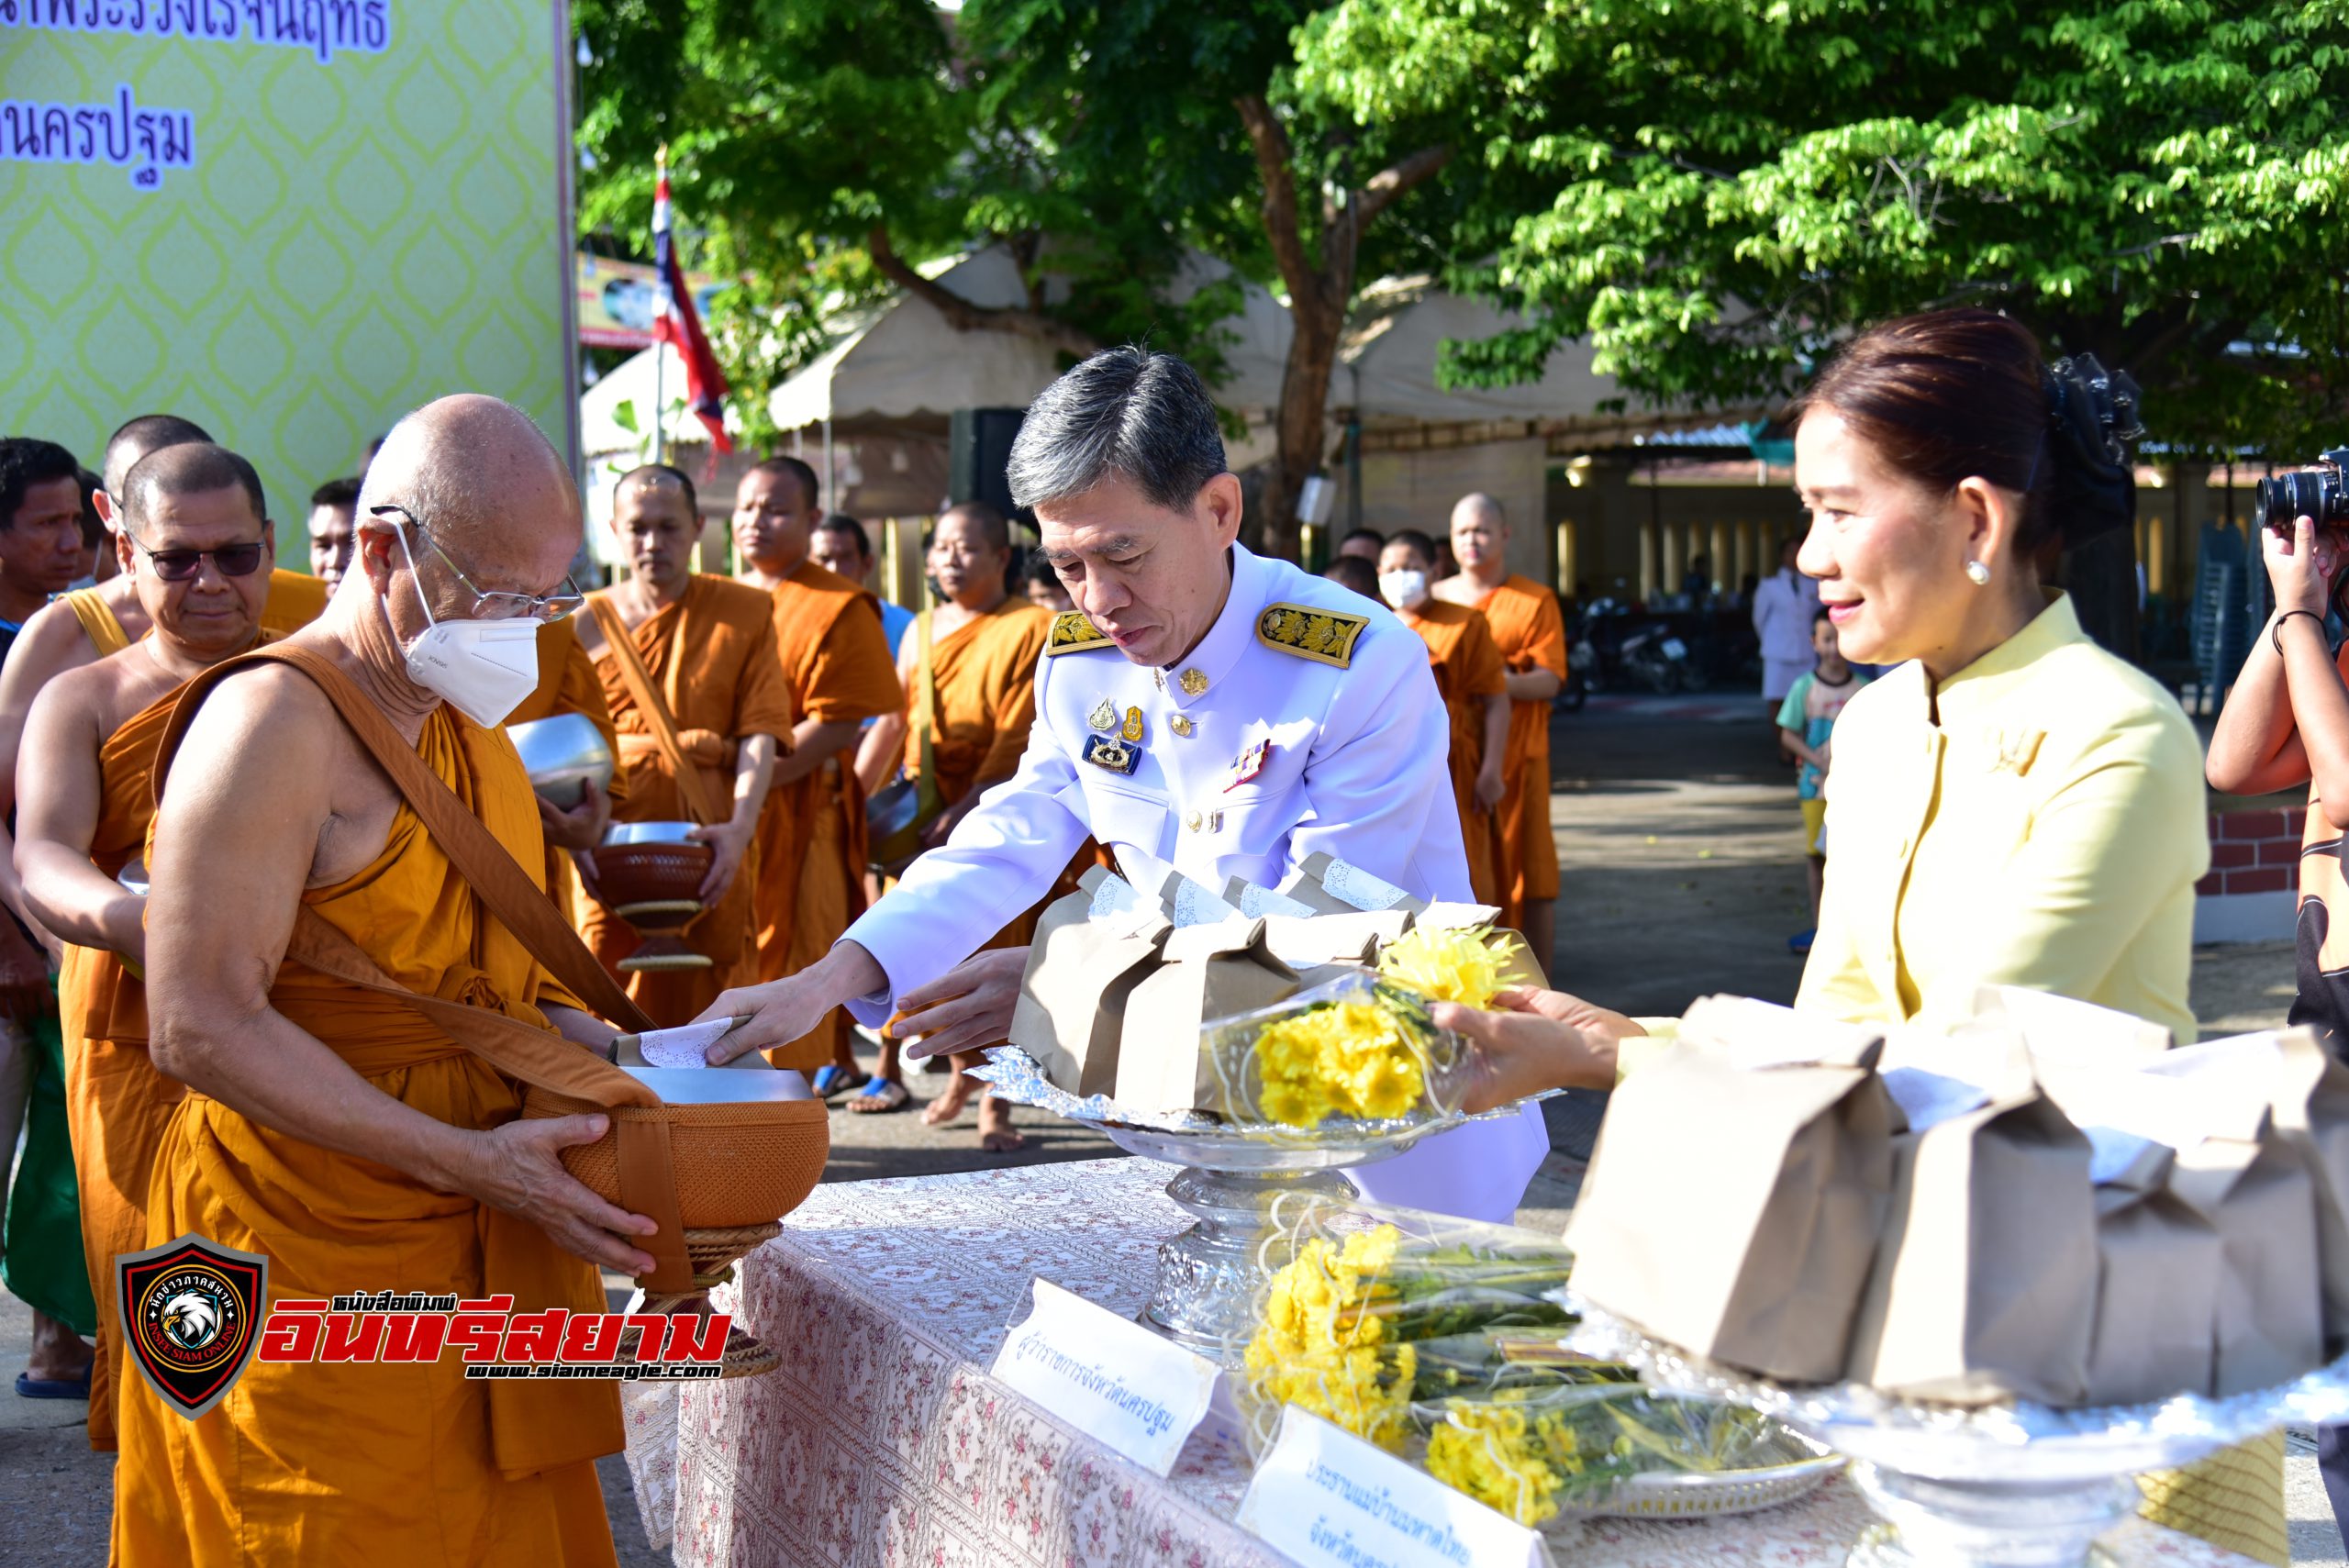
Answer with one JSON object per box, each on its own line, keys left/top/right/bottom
{"left": 1297, "top": 0, "right": 2349, "bottom": 460}
{"left": 573, "top": 0, "right": 1243, "bottom": 449}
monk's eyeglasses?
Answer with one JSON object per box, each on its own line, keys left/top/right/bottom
{"left": 367, "top": 505, "right": 585, "bottom": 623}
{"left": 121, "top": 525, "right": 266, "bottom": 583}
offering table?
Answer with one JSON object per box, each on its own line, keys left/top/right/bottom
{"left": 630, "top": 1158, "right": 2265, "bottom": 1568}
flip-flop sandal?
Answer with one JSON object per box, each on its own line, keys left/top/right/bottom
{"left": 845, "top": 1078, "right": 910, "bottom": 1114}
{"left": 15, "top": 1369, "right": 90, "bottom": 1400}
{"left": 810, "top": 1064, "right": 859, "bottom": 1099}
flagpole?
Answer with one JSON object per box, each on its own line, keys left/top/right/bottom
{"left": 651, "top": 144, "right": 668, "bottom": 467}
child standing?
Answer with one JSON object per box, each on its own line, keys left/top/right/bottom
{"left": 1777, "top": 608, "right": 1867, "bottom": 955}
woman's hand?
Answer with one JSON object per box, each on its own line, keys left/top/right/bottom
{"left": 2264, "top": 514, "right": 2343, "bottom": 617}
{"left": 1431, "top": 985, "right": 1644, "bottom": 1112}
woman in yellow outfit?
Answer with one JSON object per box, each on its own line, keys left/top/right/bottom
{"left": 1446, "top": 309, "right": 2280, "bottom": 1565}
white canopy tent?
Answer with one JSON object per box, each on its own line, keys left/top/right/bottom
{"left": 578, "top": 340, "right": 746, "bottom": 460}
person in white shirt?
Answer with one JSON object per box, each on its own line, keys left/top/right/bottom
{"left": 696, "top": 347, "right": 1549, "bottom": 1223}
{"left": 1751, "top": 536, "right": 1822, "bottom": 710}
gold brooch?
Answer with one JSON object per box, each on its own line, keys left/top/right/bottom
{"left": 1087, "top": 697, "right": 1117, "bottom": 732}
{"left": 1121, "top": 706, "right": 1145, "bottom": 742}
{"left": 1179, "top": 668, "right": 1208, "bottom": 696}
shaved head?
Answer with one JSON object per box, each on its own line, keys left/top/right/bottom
{"left": 353, "top": 395, "right": 580, "bottom": 611}
{"left": 103, "top": 413, "right": 213, "bottom": 513}
{"left": 1322, "top": 556, "right": 1380, "bottom": 600}
{"left": 616, "top": 462, "right": 698, "bottom": 516}
{"left": 122, "top": 442, "right": 266, "bottom": 531}
{"left": 1451, "top": 493, "right": 1505, "bottom": 528}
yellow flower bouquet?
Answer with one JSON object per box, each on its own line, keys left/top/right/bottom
{"left": 1236, "top": 1203, "right": 1609, "bottom": 1460}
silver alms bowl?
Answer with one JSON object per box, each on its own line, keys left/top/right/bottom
{"left": 601, "top": 820, "right": 701, "bottom": 846}
{"left": 509, "top": 713, "right": 613, "bottom": 805}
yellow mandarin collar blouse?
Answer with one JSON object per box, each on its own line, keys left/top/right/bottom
{"left": 1788, "top": 591, "right": 2208, "bottom": 1045}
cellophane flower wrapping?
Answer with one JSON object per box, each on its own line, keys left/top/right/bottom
{"left": 1236, "top": 1199, "right": 1609, "bottom": 1462}
{"left": 1237, "top": 1198, "right": 1791, "bottom": 1530}
{"left": 1200, "top": 919, "right": 1536, "bottom": 1132}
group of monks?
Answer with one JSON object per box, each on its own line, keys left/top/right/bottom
{"left": 1326, "top": 495, "right": 1570, "bottom": 966}
{"left": 0, "top": 395, "right": 1572, "bottom": 1564}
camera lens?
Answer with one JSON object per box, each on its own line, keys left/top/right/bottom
{"left": 2257, "top": 470, "right": 2343, "bottom": 530}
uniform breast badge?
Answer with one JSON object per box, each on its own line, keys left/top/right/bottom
{"left": 1224, "top": 739, "right": 1271, "bottom": 791}
{"left": 1170, "top": 714, "right": 1194, "bottom": 738}
{"left": 1121, "top": 706, "right": 1145, "bottom": 742}
{"left": 1088, "top": 697, "right": 1118, "bottom": 732}
{"left": 1082, "top": 734, "right": 1141, "bottom": 776}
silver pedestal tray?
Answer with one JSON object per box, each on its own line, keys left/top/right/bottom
{"left": 1565, "top": 1295, "right": 2349, "bottom": 1566}
{"left": 973, "top": 1047, "right": 1546, "bottom": 1361}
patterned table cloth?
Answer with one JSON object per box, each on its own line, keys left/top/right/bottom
{"left": 641, "top": 1158, "right": 2259, "bottom": 1568}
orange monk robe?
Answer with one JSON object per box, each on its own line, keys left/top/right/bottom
{"left": 113, "top": 706, "right": 618, "bottom": 1568}
{"left": 1397, "top": 600, "right": 1508, "bottom": 906}
{"left": 750, "top": 561, "right": 901, "bottom": 1069}
{"left": 57, "top": 688, "right": 180, "bottom": 1453}
{"left": 910, "top": 600, "right": 1053, "bottom": 977}
{"left": 581, "top": 575, "right": 796, "bottom": 1026}
{"left": 508, "top": 618, "right": 628, "bottom": 923}
{"left": 1474, "top": 576, "right": 1568, "bottom": 929}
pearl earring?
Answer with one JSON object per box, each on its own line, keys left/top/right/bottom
{"left": 1964, "top": 560, "right": 1991, "bottom": 586}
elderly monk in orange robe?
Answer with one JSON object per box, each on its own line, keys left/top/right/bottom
{"left": 847, "top": 503, "right": 1047, "bottom": 1143}
{"left": 14, "top": 442, "right": 280, "bottom": 1451}
{"left": 1375, "top": 530, "right": 1508, "bottom": 905}
{"left": 509, "top": 618, "right": 626, "bottom": 918}
{"left": 1435, "top": 494, "right": 1566, "bottom": 967}
{"left": 730, "top": 458, "right": 900, "bottom": 1082}
{"left": 577, "top": 464, "right": 790, "bottom": 1026}
{"left": 117, "top": 395, "right": 657, "bottom": 1566}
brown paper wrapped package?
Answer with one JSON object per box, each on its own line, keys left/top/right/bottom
{"left": 1258, "top": 910, "right": 1410, "bottom": 967}
{"left": 2271, "top": 1029, "right": 2349, "bottom": 1350}
{"left": 1565, "top": 996, "right": 1893, "bottom": 1383}
{"left": 1843, "top": 1038, "right": 2096, "bottom": 1405}
{"left": 2083, "top": 1140, "right": 2221, "bottom": 1406}
{"left": 1113, "top": 918, "right": 1299, "bottom": 1116}
{"left": 1008, "top": 868, "right": 1174, "bottom": 1097}
{"left": 1276, "top": 851, "right": 1430, "bottom": 917}
{"left": 2171, "top": 1131, "right": 2324, "bottom": 1396}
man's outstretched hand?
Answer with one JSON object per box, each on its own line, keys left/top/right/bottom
{"left": 695, "top": 942, "right": 888, "bottom": 1063}
{"left": 892, "top": 948, "right": 1028, "bottom": 1061}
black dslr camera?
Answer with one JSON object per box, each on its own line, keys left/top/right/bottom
{"left": 2255, "top": 450, "right": 2349, "bottom": 532}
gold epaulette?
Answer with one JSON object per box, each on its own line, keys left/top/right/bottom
{"left": 1043, "top": 610, "right": 1115, "bottom": 655}
{"left": 1255, "top": 602, "right": 1368, "bottom": 668}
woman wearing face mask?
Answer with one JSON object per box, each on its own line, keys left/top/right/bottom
{"left": 1437, "top": 309, "right": 2270, "bottom": 1563}
{"left": 1378, "top": 529, "right": 1510, "bottom": 905}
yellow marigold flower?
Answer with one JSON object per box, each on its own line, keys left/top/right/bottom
{"left": 1249, "top": 1001, "right": 1429, "bottom": 1127}
{"left": 1375, "top": 924, "right": 1510, "bottom": 1008}
{"left": 1243, "top": 1225, "right": 1417, "bottom": 1452}
{"left": 1424, "top": 1402, "right": 1565, "bottom": 1527}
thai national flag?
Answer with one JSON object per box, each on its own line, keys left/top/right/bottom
{"left": 652, "top": 154, "right": 733, "bottom": 453}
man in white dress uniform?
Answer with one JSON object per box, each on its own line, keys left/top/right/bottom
{"left": 700, "top": 347, "right": 1548, "bottom": 1221}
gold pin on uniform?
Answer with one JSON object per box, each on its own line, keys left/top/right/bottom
{"left": 1087, "top": 697, "right": 1118, "bottom": 732}
{"left": 1179, "top": 668, "right": 1208, "bottom": 696}
{"left": 1170, "top": 714, "right": 1194, "bottom": 738}
{"left": 1186, "top": 811, "right": 1203, "bottom": 832}
{"left": 1121, "top": 706, "right": 1145, "bottom": 742}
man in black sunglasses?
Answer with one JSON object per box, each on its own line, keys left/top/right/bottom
{"left": 14, "top": 440, "right": 277, "bottom": 1450}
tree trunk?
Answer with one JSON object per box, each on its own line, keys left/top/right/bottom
{"left": 1233, "top": 95, "right": 1447, "bottom": 564}
{"left": 1262, "top": 297, "right": 1344, "bottom": 563}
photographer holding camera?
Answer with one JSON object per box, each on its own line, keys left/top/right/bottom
{"left": 2209, "top": 473, "right": 2349, "bottom": 1062}
{"left": 2208, "top": 464, "right": 2349, "bottom": 1551}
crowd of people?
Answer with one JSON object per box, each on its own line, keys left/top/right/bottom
{"left": 0, "top": 304, "right": 2333, "bottom": 1563}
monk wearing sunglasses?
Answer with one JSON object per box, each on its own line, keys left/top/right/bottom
{"left": 13, "top": 441, "right": 277, "bottom": 1451}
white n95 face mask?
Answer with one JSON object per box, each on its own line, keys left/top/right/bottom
{"left": 1379, "top": 569, "right": 1430, "bottom": 610}
{"left": 404, "top": 617, "right": 542, "bottom": 728}
{"left": 390, "top": 527, "right": 544, "bottom": 728}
